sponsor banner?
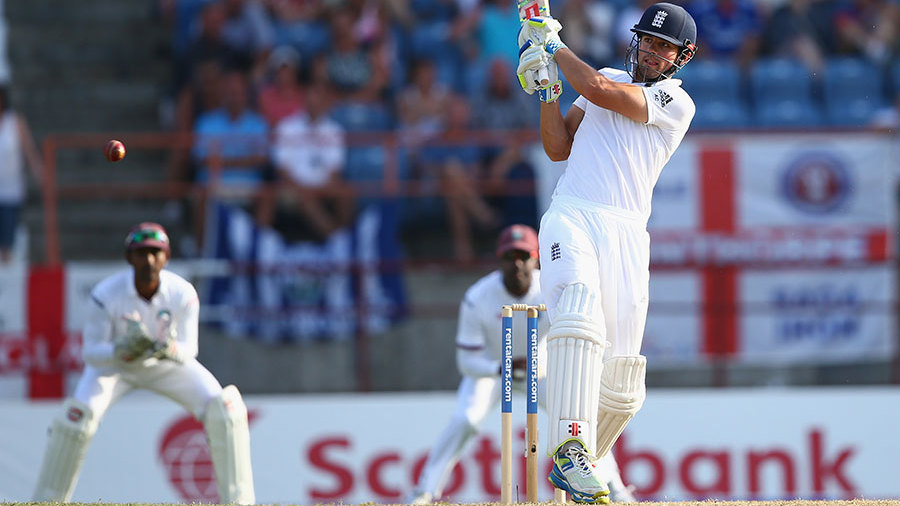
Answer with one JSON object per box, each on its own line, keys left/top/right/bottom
{"left": 648, "top": 141, "right": 699, "bottom": 230}
{"left": 0, "top": 266, "right": 25, "bottom": 334}
{"left": 737, "top": 137, "right": 893, "bottom": 228}
{"left": 0, "top": 265, "right": 27, "bottom": 397}
{"left": 643, "top": 272, "right": 703, "bottom": 363}
{"left": 203, "top": 202, "right": 407, "bottom": 342}
{"left": 2, "top": 388, "right": 899, "bottom": 503}
{"left": 645, "top": 135, "right": 895, "bottom": 363}
{"left": 63, "top": 263, "right": 122, "bottom": 333}
{"left": 651, "top": 227, "right": 889, "bottom": 267}
{"left": 649, "top": 135, "right": 894, "bottom": 262}
{"left": 739, "top": 266, "right": 895, "bottom": 363}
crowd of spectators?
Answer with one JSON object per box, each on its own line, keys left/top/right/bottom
{"left": 156, "top": 0, "right": 900, "bottom": 260}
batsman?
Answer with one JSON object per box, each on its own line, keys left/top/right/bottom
{"left": 32, "top": 222, "right": 255, "bottom": 504}
{"left": 515, "top": 3, "right": 698, "bottom": 503}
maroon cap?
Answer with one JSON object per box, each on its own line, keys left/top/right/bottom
{"left": 124, "top": 222, "right": 170, "bottom": 254}
{"left": 496, "top": 224, "right": 539, "bottom": 258}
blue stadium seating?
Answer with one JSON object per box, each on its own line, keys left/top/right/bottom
{"left": 824, "top": 98, "right": 882, "bottom": 126}
{"left": 679, "top": 59, "right": 743, "bottom": 103}
{"left": 345, "top": 145, "right": 386, "bottom": 182}
{"left": 821, "top": 57, "right": 884, "bottom": 126}
{"left": 691, "top": 100, "right": 751, "bottom": 129}
{"left": 330, "top": 102, "right": 394, "bottom": 132}
{"left": 754, "top": 98, "right": 824, "bottom": 127}
{"left": 824, "top": 57, "right": 880, "bottom": 98}
{"left": 750, "top": 57, "right": 815, "bottom": 105}
{"left": 892, "top": 60, "right": 900, "bottom": 96}
{"left": 409, "top": 22, "right": 456, "bottom": 61}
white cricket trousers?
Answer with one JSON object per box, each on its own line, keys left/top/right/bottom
{"left": 73, "top": 358, "right": 224, "bottom": 421}
{"left": 538, "top": 195, "right": 651, "bottom": 356}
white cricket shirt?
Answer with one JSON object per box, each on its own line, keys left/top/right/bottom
{"left": 272, "top": 112, "right": 346, "bottom": 188}
{"left": 0, "top": 112, "right": 24, "bottom": 203}
{"left": 455, "top": 269, "right": 549, "bottom": 377}
{"left": 81, "top": 269, "right": 200, "bottom": 369}
{"left": 553, "top": 68, "right": 695, "bottom": 221}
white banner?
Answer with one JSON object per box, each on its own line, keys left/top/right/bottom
{"left": 643, "top": 272, "right": 702, "bottom": 363}
{"left": 641, "top": 134, "right": 896, "bottom": 364}
{"left": 2, "top": 388, "right": 899, "bottom": 503}
{"left": 739, "top": 266, "right": 895, "bottom": 363}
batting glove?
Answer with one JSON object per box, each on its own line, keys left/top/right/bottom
{"left": 517, "top": 43, "right": 563, "bottom": 102}
{"left": 522, "top": 16, "right": 568, "bottom": 56}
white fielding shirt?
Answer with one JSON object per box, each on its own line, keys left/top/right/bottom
{"left": 553, "top": 68, "right": 695, "bottom": 220}
{"left": 81, "top": 269, "right": 200, "bottom": 369}
{"left": 455, "top": 270, "right": 549, "bottom": 378}
{"left": 272, "top": 113, "right": 346, "bottom": 188}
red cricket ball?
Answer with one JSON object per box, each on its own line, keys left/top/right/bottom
{"left": 104, "top": 139, "right": 126, "bottom": 162}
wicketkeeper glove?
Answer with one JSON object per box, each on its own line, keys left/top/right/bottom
{"left": 115, "top": 315, "right": 157, "bottom": 362}
{"left": 152, "top": 326, "right": 183, "bottom": 363}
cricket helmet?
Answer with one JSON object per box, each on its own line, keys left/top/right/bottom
{"left": 626, "top": 2, "right": 697, "bottom": 81}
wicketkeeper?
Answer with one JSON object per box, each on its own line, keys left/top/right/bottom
{"left": 515, "top": 3, "right": 698, "bottom": 504}
{"left": 32, "top": 222, "right": 255, "bottom": 504}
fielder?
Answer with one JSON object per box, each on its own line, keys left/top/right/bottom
{"left": 408, "top": 224, "right": 634, "bottom": 504}
{"left": 32, "top": 222, "right": 255, "bottom": 504}
{"left": 515, "top": 3, "right": 698, "bottom": 503}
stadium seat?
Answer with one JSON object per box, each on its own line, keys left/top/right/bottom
{"left": 409, "top": 22, "right": 456, "bottom": 61}
{"left": 824, "top": 97, "right": 881, "bottom": 126}
{"left": 330, "top": 103, "right": 394, "bottom": 133}
{"left": 679, "top": 59, "right": 743, "bottom": 103}
{"left": 346, "top": 146, "right": 393, "bottom": 209}
{"left": 891, "top": 60, "right": 900, "bottom": 96}
{"left": 345, "top": 146, "right": 385, "bottom": 182}
{"left": 750, "top": 57, "right": 815, "bottom": 105}
{"left": 691, "top": 99, "right": 751, "bottom": 129}
{"left": 754, "top": 98, "right": 824, "bottom": 127}
{"left": 824, "top": 57, "right": 881, "bottom": 99}
{"left": 822, "top": 58, "right": 885, "bottom": 126}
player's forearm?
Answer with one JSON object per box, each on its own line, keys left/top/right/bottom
{"left": 554, "top": 48, "right": 608, "bottom": 100}
{"left": 457, "top": 348, "right": 501, "bottom": 378}
{"left": 540, "top": 101, "right": 571, "bottom": 161}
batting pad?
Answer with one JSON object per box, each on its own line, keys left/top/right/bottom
{"left": 204, "top": 385, "right": 256, "bottom": 504}
{"left": 33, "top": 398, "right": 98, "bottom": 501}
{"left": 546, "top": 283, "right": 607, "bottom": 456}
{"left": 594, "top": 355, "right": 646, "bottom": 459}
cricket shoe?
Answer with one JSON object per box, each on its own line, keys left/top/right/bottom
{"left": 548, "top": 440, "right": 611, "bottom": 504}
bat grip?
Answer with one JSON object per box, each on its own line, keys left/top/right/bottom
{"left": 537, "top": 66, "right": 549, "bottom": 87}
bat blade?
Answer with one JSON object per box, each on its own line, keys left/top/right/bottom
{"left": 516, "top": 0, "right": 551, "bottom": 86}
{"left": 517, "top": 0, "right": 549, "bottom": 22}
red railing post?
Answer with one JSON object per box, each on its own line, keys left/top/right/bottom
{"left": 40, "top": 136, "right": 60, "bottom": 267}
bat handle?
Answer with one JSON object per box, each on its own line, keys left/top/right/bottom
{"left": 537, "top": 66, "right": 549, "bottom": 87}
{"left": 537, "top": 67, "right": 550, "bottom": 86}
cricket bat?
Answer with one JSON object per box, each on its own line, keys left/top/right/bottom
{"left": 517, "top": 0, "right": 551, "bottom": 86}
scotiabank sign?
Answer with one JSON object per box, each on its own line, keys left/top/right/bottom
{"left": 3, "top": 388, "right": 899, "bottom": 502}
